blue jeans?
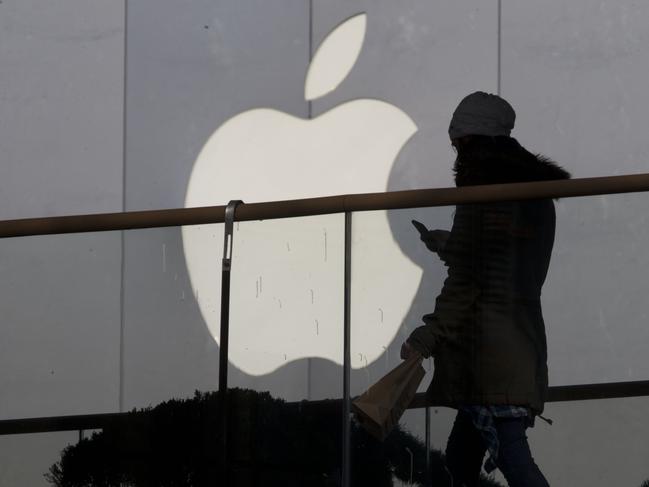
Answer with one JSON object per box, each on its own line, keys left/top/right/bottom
{"left": 445, "top": 410, "right": 550, "bottom": 487}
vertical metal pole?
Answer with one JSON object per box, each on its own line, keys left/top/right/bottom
{"left": 497, "top": 0, "right": 502, "bottom": 96}
{"left": 425, "top": 407, "right": 431, "bottom": 486}
{"left": 306, "top": 0, "right": 314, "bottom": 402}
{"left": 119, "top": 0, "right": 128, "bottom": 416}
{"left": 342, "top": 212, "right": 352, "bottom": 487}
{"left": 218, "top": 200, "right": 243, "bottom": 479}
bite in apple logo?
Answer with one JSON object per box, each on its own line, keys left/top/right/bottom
{"left": 183, "top": 13, "right": 421, "bottom": 376}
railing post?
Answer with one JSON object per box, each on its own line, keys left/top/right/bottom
{"left": 218, "top": 200, "right": 243, "bottom": 481}
{"left": 425, "top": 407, "right": 431, "bottom": 486}
{"left": 342, "top": 211, "right": 352, "bottom": 487}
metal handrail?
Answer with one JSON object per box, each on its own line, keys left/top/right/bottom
{"left": 2, "top": 379, "right": 649, "bottom": 436}
{"left": 2, "top": 173, "right": 649, "bottom": 238}
{"left": 3, "top": 173, "right": 649, "bottom": 437}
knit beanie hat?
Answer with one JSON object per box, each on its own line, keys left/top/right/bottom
{"left": 448, "top": 91, "right": 516, "bottom": 139}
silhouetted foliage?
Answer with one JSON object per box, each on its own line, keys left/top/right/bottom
{"left": 46, "top": 388, "right": 503, "bottom": 486}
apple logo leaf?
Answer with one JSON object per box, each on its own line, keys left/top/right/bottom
{"left": 305, "top": 13, "right": 367, "bottom": 101}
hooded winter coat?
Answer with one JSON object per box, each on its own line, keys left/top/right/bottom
{"left": 408, "top": 138, "right": 570, "bottom": 414}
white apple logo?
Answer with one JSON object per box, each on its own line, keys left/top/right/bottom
{"left": 183, "top": 13, "right": 421, "bottom": 376}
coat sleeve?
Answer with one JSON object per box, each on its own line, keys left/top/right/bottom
{"left": 406, "top": 204, "right": 483, "bottom": 358}
{"left": 407, "top": 319, "right": 439, "bottom": 358}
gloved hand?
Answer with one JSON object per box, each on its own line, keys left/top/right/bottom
{"left": 400, "top": 340, "right": 419, "bottom": 360}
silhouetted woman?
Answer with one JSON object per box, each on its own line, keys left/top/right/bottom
{"left": 402, "top": 92, "right": 570, "bottom": 487}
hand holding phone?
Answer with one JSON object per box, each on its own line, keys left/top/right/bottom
{"left": 411, "top": 220, "right": 450, "bottom": 253}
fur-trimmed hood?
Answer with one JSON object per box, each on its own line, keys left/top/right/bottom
{"left": 454, "top": 138, "right": 571, "bottom": 187}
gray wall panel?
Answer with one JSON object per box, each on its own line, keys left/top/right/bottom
{"left": 125, "top": 0, "right": 310, "bottom": 211}
{"left": 122, "top": 226, "right": 313, "bottom": 407}
{"left": 0, "top": 433, "right": 77, "bottom": 487}
{"left": 312, "top": 1, "right": 498, "bottom": 190}
{"left": 0, "top": 233, "right": 121, "bottom": 419}
{"left": 0, "top": 1, "right": 124, "bottom": 417}
{"left": 0, "top": 0, "right": 124, "bottom": 219}
{"left": 310, "top": 0, "right": 498, "bottom": 403}
{"left": 0, "top": 3, "right": 123, "bottom": 484}
{"left": 502, "top": 1, "right": 649, "bottom": 386}
{"left": 502, "top": 2, "right": 649, "bottom": 178}
{"left": 123, "top": 0, "right": 312, "bottom": 407}
{"left": 0, "top": 232, "right": 121, "bottom": 487}
{"left": 499, "top": 3, "right": 649, "bottom": 485}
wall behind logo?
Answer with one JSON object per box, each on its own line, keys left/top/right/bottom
{"left": 2, "top": 1, "right": 649, "bottom": 486}
{"left": 122, "top": 0, "right": 497, "bottom": 409}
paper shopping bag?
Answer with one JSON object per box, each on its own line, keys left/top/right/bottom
{"left": 352, "top": 354, "right": 426, "bottom": 441}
